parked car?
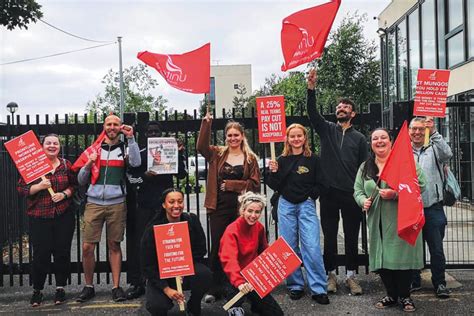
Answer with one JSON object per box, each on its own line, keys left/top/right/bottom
{"left": 188, "top": 155, "right": 207, "bottom": 180}
{"left": 258, "top": 158, "right": 271, "bottom": 178}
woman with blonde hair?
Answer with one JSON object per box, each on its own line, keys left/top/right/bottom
{"left": 268, "top": 123, "right": 329, "bottom": 304}
{"left": 197, "top": 111, "right": 260, "bottom": 302}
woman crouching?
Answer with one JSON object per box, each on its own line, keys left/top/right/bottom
{"left": 219, "top": 192, "right": 284, "bottom": 316}
{"left": 141, "top": 188, "right": 212, "bottom": 316}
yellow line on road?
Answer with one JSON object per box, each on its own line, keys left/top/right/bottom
{"left": 71, "top": 303, "right": 141, "bottom": 310}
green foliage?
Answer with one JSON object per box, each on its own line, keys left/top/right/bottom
{"left": 311, "top": 13, "right": 381, "bottom": 113}
{"left": 86, "top": 64, "right": 168, "bottom": 116}
{"left": 1, "top": 0, "right": 43, "bottom": 30}
{"left": 232, "top": 83, "right": 251, "bottom": 117}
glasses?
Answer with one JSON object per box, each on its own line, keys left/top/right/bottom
{"left": 410, "top": 127, "right": 425, "bottom": 132}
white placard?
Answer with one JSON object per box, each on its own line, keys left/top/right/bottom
{"left": 147, "top": 137, "right": 178, "bottom": 174}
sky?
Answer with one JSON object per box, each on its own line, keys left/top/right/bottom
{"left": 0, "top": 0, "right": 391, "bottom": 123}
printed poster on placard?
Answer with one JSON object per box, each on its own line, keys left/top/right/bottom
{"left": 413, "top": 69, "right": 450, "bottom": 118}
{"left": 241, "top": 237, "right": 301, "bottom": 298}
{"left": 256, "top": 95, "right": 287, "bottom": 143}
{"left": 147, "top": 137, "right": 178, "bottom": 174}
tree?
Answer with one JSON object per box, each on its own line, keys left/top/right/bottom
{"left": 232, "top": 83, "right": 250, "bottom": 117}
{"left": 86, "top": 64, "right": 168, "bottom": 117}
{"left": 1, "top": 0, "right": 43, "bottom": 30}
{"left": 311, "top": 13, "right": 381, "bottom": 113}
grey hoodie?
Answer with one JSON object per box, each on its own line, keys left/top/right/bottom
{"left": 412, "top": 132, "right": 452, "bottom": 208}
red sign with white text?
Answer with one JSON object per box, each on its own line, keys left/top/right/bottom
{"left": 256, "top": 96, "right": 286, "bottom": 143}
{"left": 4, "top": 130, "right": 54, "bottom": 184}
{"left": 153, "top": 221, "right": 195, "bottom": 279}
{"left": 241, "top": 237, "right": 302, "bottom": 298}
{"left": 413, "top": 69, "right": 450, "bottom": 117}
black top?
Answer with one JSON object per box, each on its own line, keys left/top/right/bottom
{"left": 267, "top": 153, "right": 323, "bottom": 204}
{"left": 140, "top": 211, "right": 207, "bottom": 290}
{"left": 128, "top": 146, "right": 187, "bottom": 209}
{"left": 306, "top": 89, "right": 368, "bottom": 192}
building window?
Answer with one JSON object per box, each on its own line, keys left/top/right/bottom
{"left": 397, "top": 19, "right": 409, "bottom": 100}
{"left": 408, "top": 9, "right": 420, "bottom": 98}
{"left": 447, "top": 32, "right": 464, "bottom": 67}
{"left": 388, "top": 30, "right": 397, "bottom": 105}
{"left": 421, "top": 0, "right": 436, "bottom": 68}
{"left": 447, "top": 0, "right": 463, "bottom": 32}
{"left": 469, "top": 0, "right": 474, "bottom": 58}
{"left": 206, "top": 77, "right": 216, "bottom": 105}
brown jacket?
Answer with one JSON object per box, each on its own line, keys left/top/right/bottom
{"left": 197, "top": 118, "right": 260, "bottom": 213}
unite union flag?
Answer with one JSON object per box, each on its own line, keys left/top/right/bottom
{"left": 281, "top": 0, "right": 341, "bottom": 71}
{"left": 379, "top": 121, "right": 425, "bottom": 246}
{"left": 71, "top": 131, "right": 106, "bottom": 185}
{"left": 137, "top": 43, "right": 210, "bottom": 94}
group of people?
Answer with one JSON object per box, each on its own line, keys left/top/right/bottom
{"left": 17, "top": 68, "right": 453, "bottom": 315}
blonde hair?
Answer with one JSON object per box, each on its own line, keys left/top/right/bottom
{"left": 282, "top": 123, "right": 312, "bottom": 157}
{"left": 218, "top": 121, "right": 257, "bottom": 163}
{"left": 238, "top": 191, "right": 266, "bottom": 214}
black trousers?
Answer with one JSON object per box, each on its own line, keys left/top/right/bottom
{"left": 127, "top": 205, "right": 156, "bottom": 286}
{"left": 378, "top": 269, "right": 412, "bottom": 300}
{"left": 29, "top": 210, "right": 75, "bottom": 291}
{"left": 224, "top": 282, "right": 284, "bottom": 316}
{"left": 145, "top": 262, "right": 212, "bottom": 316}
{"left": 320, "top": 188, "right": 362, "bottom": 271}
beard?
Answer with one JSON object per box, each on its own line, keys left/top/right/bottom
{"left": 336, "top": 115, "right": 351, "bottom": 123}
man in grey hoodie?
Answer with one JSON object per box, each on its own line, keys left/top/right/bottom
{"left": 409, "top": 116, "right": 452, "bottom": 298}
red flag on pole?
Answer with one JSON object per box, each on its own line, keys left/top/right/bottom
{"left": 379, "top": 121, "right": 425, "bottom": 246}
{"left": 281, "top": 0, "right": 341, "bottom": 71}
{"left": 72, "top": 131, "right": 106, "bottom": 184}
{"left": 137, "top": 43, "right": 210, "bottom": 94}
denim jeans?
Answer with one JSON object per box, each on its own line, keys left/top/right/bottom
{"left": 413, "top": 203, "right": 447, "bottom": 288}
{"left": 278, "top": 196, "right": 327, "bottom": 295}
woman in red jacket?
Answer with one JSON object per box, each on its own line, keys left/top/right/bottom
{"left": 219, "top": 192, "right": 283, "bottom": 316}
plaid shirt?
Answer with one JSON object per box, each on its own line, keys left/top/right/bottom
{"left": 17, "top": 159, "right": 77, "bottom": 218}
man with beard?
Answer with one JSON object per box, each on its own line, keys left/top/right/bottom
{"left": 76, "top": 115, "right": 141, "bottom": 303}
{"left": 306, "top": 68, "right": 368, "bottom": 295}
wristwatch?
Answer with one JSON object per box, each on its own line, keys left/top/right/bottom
{"left": 62, "top": 191, "right": 68, "bottom": 199}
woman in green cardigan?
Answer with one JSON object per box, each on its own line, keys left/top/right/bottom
{"left": 354, "top": 128, "right": 425, "bottom": 313}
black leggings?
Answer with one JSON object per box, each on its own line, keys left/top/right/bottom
{"left": 29, "top": 211, "right": 75, "bottom": 290}
{"left": 378, "top": 269, "right": 412, "bottom": 300}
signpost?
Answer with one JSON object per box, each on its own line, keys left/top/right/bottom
{"left": 153, "top": 221, "right": 195, "bottom": 311}
{"left": 223, "top": 237, "right": 301, "bottom": 310}
{"left": 4, "top": 130, "right": 54, "bottom": 195}
{"left": 256, "top": 95, "right": 287, "bottom": 160}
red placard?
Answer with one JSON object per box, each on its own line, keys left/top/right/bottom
{"left": 153, "top": 221, "right": 195, "bottom": 279}
{"left": 240, "top": 237, "right": 302, "bottom": 298}
{"left": 413, "top": 69, "right": 450, "bottom": 117}
{"left": 256, "top": 96, "right": 287, "bottom": 143}
{"left": 4, "top": 130, "right": 54, "bottom": 184}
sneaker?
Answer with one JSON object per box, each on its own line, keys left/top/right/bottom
{"left": 112, "top": 286, "right": 126, "bottom": 302}
{"left": 227, "top": 306, "right": 245, "bottom": 316}
{"left": 54, "top": 288, "right": 66, "bottom": 305}
{"left": 436, "top": 284, "right": 450, "bottom": 299}
{"left": 76, "top": 286, "right": 95, "bottom": 303}
{"left": 30, "top": 290, "right": 43, "bottom": 307}
{"left": 289, "top": 289, "right": 305, "bottom": 300}
{"left": 409, "top": 282, "right": 422, "bottom": 293}
{"left": 327, "top": 273, "right": 337, "bottom": 293}
{"left": 312, "top": 293, "right": 330, "bottom": 305}
{"left": 204, "top": 294, "right": 216, "bottom": 304}
{"left": 125, "top": 284, "right": 145, "bottom": 300}
{"left": 345, "top": 277, "right": 363, "bottom": 295}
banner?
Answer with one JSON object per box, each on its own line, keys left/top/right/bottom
{"left": 71, "top": 130, "right": 106, "bottom": 184}
{"left": 4, "top": 130, "right": 54, "bottom": 184}
{"left": 281, "top": 0, "right": 341, "bottom": 71}
{"left": 413, "top": 69, "right": 450, "bottom": 118}
{"left": 137, "top": 43, "right": 210, "bottom": 94}
{"left": 256, "top": 96, "right": 286, "bottom": 143}
{"left": 153, "top": 221, "right": 195, "bottom": 279}
{"left": 147, "top": 137, "right": 178, "bottom": 174}
{"left": 241, "top": 237, "right": 301, "bottom": 298}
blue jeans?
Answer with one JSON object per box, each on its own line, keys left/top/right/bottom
{"left": 278, "top": 197, "right": 327, "bottom": 295}
{"left": 413, "top": 203, "right": 447, "bottom": 288}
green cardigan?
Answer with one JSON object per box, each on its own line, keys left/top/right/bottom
{"left": 353, "top": 162, "right": 426, "bottom": 271}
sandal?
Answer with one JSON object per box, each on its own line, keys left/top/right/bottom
{"left": 375, "top": 296, "right": 397, "bottom": 309}
{"left": 400, "top": 297, "right": 416, "bottom": 312}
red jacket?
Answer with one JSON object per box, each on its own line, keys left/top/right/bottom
{"left": 219, "top": 216, "right": 268, "bottom": 287}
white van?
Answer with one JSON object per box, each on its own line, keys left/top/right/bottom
{"left": 187, "top": 155, "right": 207, "bottom": 179}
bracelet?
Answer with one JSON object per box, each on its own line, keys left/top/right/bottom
{"left": 62, "top": 191, "right": 68, "bottom": 199}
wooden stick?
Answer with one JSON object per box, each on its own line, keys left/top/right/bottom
{"left": 223, "top": 291, "right": 245, "bottom": 311}
{"left": 270, "top": 142, "right": 276, "bottom": 161}
{"left": 175, "top": 277, "right": 185, "bottom": 311}
{"left": 362, "top": 177, "right": 382, "bottom": 212}
{"left": 41, "top": 176, "right": 55, "bottom": 196}
{"left": 424, "top": 127, "right": 430, "bottom": 147}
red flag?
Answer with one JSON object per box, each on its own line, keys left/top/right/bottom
{"left": 281, "top": 0, "right": 341, "bottom": 71}
{"left": 137, "top": 43, "right": 210, "bottom": 94}
{"left": 72, "top": 131, "right": 106, "bottom": 185}
{"left": 380, "top": 121, "right": 425, "bottom": 246}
